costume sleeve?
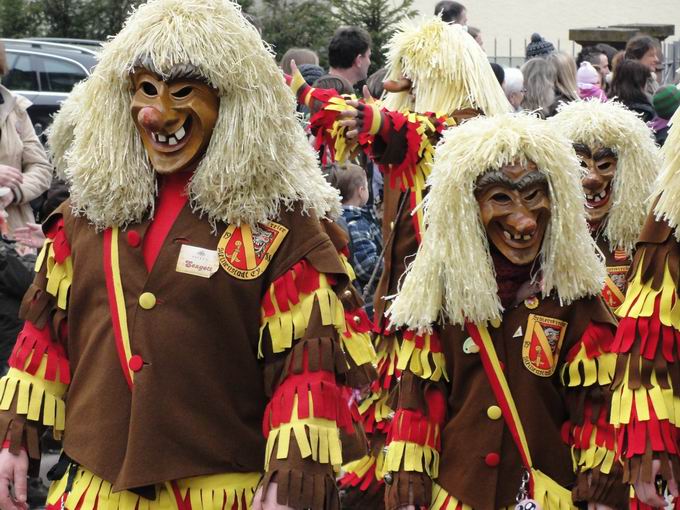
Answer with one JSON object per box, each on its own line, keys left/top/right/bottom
{"left": 561, "top": 314, "right": 628, "bottom": 507}
{"left": 609, "top": 220, "right": 680, "bottom": 487}
{"left": 383, "top": 329, "right": 449, "bottom": 509}
{"left": 0, "top": 215, "right": 71, "bottom": 461}
{"left": 258, "top": 239, "right": 376, "bottom": 510}
{"left": 12, "top": 104, "right": 52, "bottom": 204}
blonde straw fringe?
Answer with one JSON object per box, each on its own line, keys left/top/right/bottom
{"left": 48, "top": 0, "right": 340, "bottom": 230}
{"left": 654, "top": 108, "right": 680, "bottom": 236}
{"left": 388, "top": 113, "right": 604, "bottom": 331}
{"left": 550, "top": 100, "right": 660, "bottom": 256}
{"left": 382, "top": 17, "right": 510, "bottom": 117}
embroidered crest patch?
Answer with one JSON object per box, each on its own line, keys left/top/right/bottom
{"left": 522, "top": 314, "right": 568, "bottom": 377}
{"left": 217, "top": 222, "right": 288, "bottom": 280}
{"left": 602, "top": 265, "right": 629, "bottom": 309}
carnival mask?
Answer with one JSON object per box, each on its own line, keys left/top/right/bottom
{"left": 573, "top": 144, "right": 617, "bottom": 224}
{"left": 476, "top": 162, "right": 551, "bottom": 266}
{"left": 131, "top": 69, "right": 219, "bottom": 174}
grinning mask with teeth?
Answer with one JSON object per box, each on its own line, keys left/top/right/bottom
{"left": 573, "top": 144, "right": 617, "bottom": 224}
{"left": 475, "top": 162, "right": 551, "bottom": 266}
{"left": 130, "top": 68, "right": 219, "bottom": 175}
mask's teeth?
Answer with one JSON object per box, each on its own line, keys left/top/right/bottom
{"left": 522, "top": 234, "right": 531, "bottom": 241}
{"left": 503, "top": 230, "right": 511, "bottom": 240}
{"left": 175, "top": 126, "right": 186, "bottom": 141}
{"left": 158, "top": 134, "right": 167, "bottom": 143}
{"left": 168, "top": 136, "right": 178, "bottom": 146}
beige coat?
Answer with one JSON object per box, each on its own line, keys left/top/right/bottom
{"left": 0, "top": 85, "right": 52, "bottom": 233}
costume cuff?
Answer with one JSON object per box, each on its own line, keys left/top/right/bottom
{"left": 572, "top": 463, "right": 629, "bottom": 508}
{"left": 384, "top": 471, "right": 432, "bottom": 510}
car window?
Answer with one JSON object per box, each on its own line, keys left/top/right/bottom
{"left": 3, "top": 54, "right": 39, "bottom": 91}
{"left": 39, "top": 56, "right": 86, "bottom": 93}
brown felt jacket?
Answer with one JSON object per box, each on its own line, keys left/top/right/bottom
{"left": 0, "top": 199, "right": 368, "bottom": 509}
{"left": 386, "top": 291, "right": 629, "bottom": 510}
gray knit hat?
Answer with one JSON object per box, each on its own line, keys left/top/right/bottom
{"left": 526, "top": 33, "right": 556, "bottom": 59}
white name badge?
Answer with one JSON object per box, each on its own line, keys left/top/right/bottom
{"left": 176, "top": 244, "right": 220, "bottom": 278}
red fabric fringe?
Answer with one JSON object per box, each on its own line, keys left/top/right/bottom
{"left": 343, "top": 308, "right": 372, "bottom": 337}
{"left": 8, "top": 321, "right": 70, "bottom": 384}
{"left": 263, "top": 346, "right": 353, "bottom": 436}
{"left": 261, "top": 260, "right": 321, "bottom": 317}
{"left": 45, "top": 218, "right": 70, "bottom": 264}
{"left": 565, "top": 321, "right": 615, "bottom": 362}
{"left": 402, "top": 330, "right": 443, "bottom": 354}
{"left": 612, "top": 293, "right": 680, "bottom": 362}
{"left": 308, "top": 88, "right": 347, "bottom": 165}
{"left": 566, "top": 399, "right": 616, "bottom": 450}
{"left": 386, "top": 409, "right": 440, "bottom": 449}
{"left": 617, "top": 395, "right": 679, "bottom": 458}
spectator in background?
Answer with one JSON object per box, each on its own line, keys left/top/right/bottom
{"left": 610, "top": 59, "right": 656, "bottom": 122}
{"left": 434, "top": 0, "right": 467, "bottom": 25}
{"left": 503, "top": 67, "right": 525, "bottom": 111}
{"left": 279, "top": 47, "right": 319, "bottom": 75}
{"left": 577, "top": 61, "right": 607, "bottom": 101}
{"left": 335, "top": 164, "right": 382, "bottom": 318}
{"left": 314, "top": 26, "right": 371, "bottom": 94}
{"left": 525, "top": 32, "right": 555, "bottom": 60}
{"left": 625, "top": 34, "right": 661, "bottom": 96}
{"left": 548, "top": 51, "right": 580, "bottom": 110}
{"left": 468, "top": 26, "right": 483, "bottom": 48}
{"left": 651, "top": 84, "right": 680, "bottom": 146}
{"left": 0, "top": 42, "right": 52, "bottom": 237}
{"left": 576, "top": 46, "right": 610, "bottom": 86}
{"left": 521, "top": 57, "right": 556, "bottom": 117}
{"left": 490, "top": 62, "right": 504, "bottom": 86}
{"left": 366, "top": 67, "right": 387, "bottom": 99}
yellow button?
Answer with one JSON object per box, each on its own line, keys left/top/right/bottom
{"left": 139, "top": 292, "right": 156, "bottom": 310}
{"left": 486, "top": 405, "right": 502, "bottom": 420}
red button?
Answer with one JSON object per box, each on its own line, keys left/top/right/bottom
{"left": 127, "top": 231, "right": 141, "bottom": 248}
{"left": 484, "top": 452, "right": 500, "bottom": 467}
{"left": 129, "top": 355, "right": 144, "bottom": 372}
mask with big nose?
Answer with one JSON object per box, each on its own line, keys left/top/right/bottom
{"left": 573, "top": 144, "right": 617, "bottom": 224}
{"left": 130, "top": 69, "right": 220, "bottom": 174}
{"left": 475, "top": 162, "right": 551, "bottom": 266}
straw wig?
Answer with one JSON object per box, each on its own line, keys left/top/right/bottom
{"left": 382, "top": 17, "right": 510, "bottom": 117}
{"left": 48, "top": 0, "right": 340, "bottom": 230}
{"left": 387, "top": 113, "right": 605, "bottom": 330}
{"left": 550, "top": 100, "right": 660, "bottom": 256}
{"left": 653, "top": 108, "right": 680, "bottom": 235}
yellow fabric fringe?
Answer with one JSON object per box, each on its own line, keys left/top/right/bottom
{"left": 617, "top": 255, "right": 679, "bottom": 327}
{"left": 340, "top": 327, "right": 376, "bottom": 368}
{"left": 259, "top": 274, "right": 345, "bottom": 356}
{"left": 265, "top": 399, "right": 342, "bottom": 470}
{"left": 572, "top": 440, "right": 616, "bottom": 474}
{"left": 560, "top": 344, "right": 615, "bottom": 388}
{"left": 326, "top": 96, "right": 360, "bottom": 163}
{"left": 396, "top": 332, "right": 448, "bottom": 382}
{"left": 610, "top": 355, "right": 680, "bottom": 426}
{"left": 342, "top": 448, "right": 387, "bottom": 481}
{"left": 0, "top": 359, "right": 67, "bottom": 436}
{"left": 430, "top": 482, "right": 515, "bottom": 510}
{"left": 46, "top": 465, "right": 261, "bottom": 510}
{"left": 384, "top": 440, "right": 439, "bottom": 478}
{"left": 36, "top": 237, "right": 72, "bottom": 310}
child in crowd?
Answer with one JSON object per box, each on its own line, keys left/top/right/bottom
{"left": 335, "top": 164, "right": 383, "bottom": 318}
{"left": 651, "top": 84, "right": 680, "bottom": 146}
{"left": 577, "top": 61, "right": 607, "bottom": 101}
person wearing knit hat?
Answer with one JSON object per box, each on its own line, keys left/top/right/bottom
{"left": 550, "top": 100, "right": 660, "bottom": 312}
{"left": 0, "top": 1, "right": 377, "bottom": 510}
{"left": 609, "top": 109, "right": 680, "bottom": 508}
{"left": 287, "top": 17, "right": 510, "bottom": 509}
{"left": 384, "top": 113, "right": 626, "bottom": 509}
{"left": 298, "top": 63, "right": 325, "bottom": 86}
{"left": 651, "top": 84, "right": 680, "bottom": 145}
{"left": 525, "top": 32, "right": 555, "bottom": 60}
{"left": 576, "top": 61, "right": 607, "bottom": 101}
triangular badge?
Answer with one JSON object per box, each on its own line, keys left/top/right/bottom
{"left": 513, "top": 326, "right": 523, "bottom": 338}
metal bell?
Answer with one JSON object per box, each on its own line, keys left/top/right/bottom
{"left": 515, "top": 499, "right": 541, "bottom": 510}
{"left": 383, "top": 472, "right": 394, "bottom": 485}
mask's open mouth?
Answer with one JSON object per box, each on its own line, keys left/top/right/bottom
{"left": 585, "top": 183, "right": 611, "bottom": 209}
{"left": 149, "top": 117, "right": 192, "bottom": 153}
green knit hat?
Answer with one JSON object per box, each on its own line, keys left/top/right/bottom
{"left": 653, "top": 85, "right": 680, "bottom": 120}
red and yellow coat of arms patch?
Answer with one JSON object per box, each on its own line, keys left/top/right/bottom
{"left": 217, "top": 222, "right": 288, "bottom": 280}
{"left": 601, "top": 265, "right": 629, "bottom": 309}
{"left": 522, "top": 314, "right": 568, "bottom": 377}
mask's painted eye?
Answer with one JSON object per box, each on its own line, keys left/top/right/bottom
{"left": 172, "top": 86, "right": 193, "bottom": 99}
{"left": 142, "top": 82, "right": 158, "bottom": 96}
{"left": 491, "top": 192, "right": 511, "bottom": 203}
{"left": 597, "top": 161, "right": 612, "bottom": 171}
{"left": 524, "top": 189, "right": 539, "bottom": 201}
{"left": 579, "top": 160, "right": 588, "bottom": 168}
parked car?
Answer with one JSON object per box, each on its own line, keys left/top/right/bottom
{"left": 1, "top": 39, "right": 99, "bottom": 140}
